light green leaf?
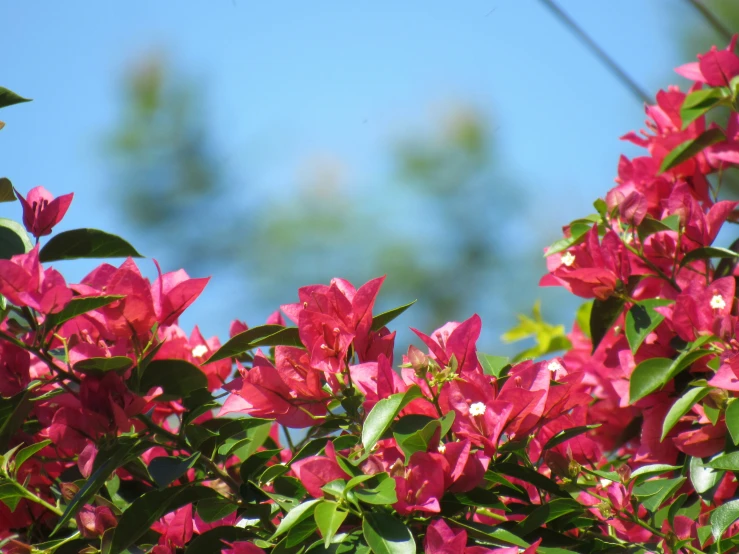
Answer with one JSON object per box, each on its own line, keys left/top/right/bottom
{"left": 362, "top": 385, "right": 423, "bottom": 452}
{"left": 727, "top": 398, "right": 739, "bottom": 445}
{"left": 362, "top": 512, "right": 415, "bottom": 554}
{"left": 314, "top": 501, "right": 348, "bottom": 548}
{"left": 272, "top": 499, "right": 321, "bottom": 539}
{"left": 629, "top": 358, "right": 673, "bottom": 404}
{"left": 661, "top": 387, "right": 710, "bottom": 441}
{"left": 711, "top": 499, "right": 739, "bottom": 541}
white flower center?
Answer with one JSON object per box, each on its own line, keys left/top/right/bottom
{"left": 561, "top": 251, "right": 575, "bottom": 267}
{"left": 469, "top": 402, "right": 487, "bottom": 417}
{"left": 547, "top": 360, "right": 564, "bottom": 374}
{"left": 191, "top": 344, "right": 208, "bottom": 358}
{"left": 711, "top": 294, "right": 727, "bottom": 310}
{"left": 437, "top": 444, "right": 446, "bottom": 454}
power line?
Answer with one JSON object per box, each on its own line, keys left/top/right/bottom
{"left": 685, "top": 0, "right": 733, "bottom": 43}
{"left": 537, "top": 0, "right": 651, "bottom": 105}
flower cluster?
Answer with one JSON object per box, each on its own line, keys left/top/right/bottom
{"left": 3, "top": 38, "right": 739, "bottom": 554}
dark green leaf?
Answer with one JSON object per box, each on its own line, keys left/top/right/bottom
{"left": 542, "top": 425, "right": 600, "bottom": 450}
{"left": 0, "top": 179, "right": 15, "bottom": 203}
{"left": 494, "top": 463, "right": 568, "bottom": 497}
{"left": 195, "top": 497, "right": 238, "bottom": 523}
{"left": 52, "top": 438, "right": 143, "bottom": 536}
{"left": 637, "top": 216, "right": 674, "bottom": 242}
{"left": 0, "top": 218, "right": 32, "bottom": 260}
{"left": 362, "top": 512, "right": 415, "bottom": 554}
{"left": 629, "top": 358, "right": 673, "bottom": 404}
{"left": 661, "top": 387, "right": 710, "bottom": 441}
{"left": 727, "top": 399, "right": 739, "bottom": 446}
{"left": 445, "top": 520, "right": 530, "bottom": 548}
{"left": 681, "top": 246, "right": 739, "bottom": 267}
{"left": 110, "top": 485, "right": 220, "bottom": 553}
{"left": 0, "top": 481, "right": 22, "bottom": 511}
{"left": 659, "top": 128, "right": 726, "bottom": 174}
{"left": 138, "top": 359, "right": 208, "bottom": 400}
{"left": 690, "top": 456, "right": 723, "bottom": 495}
{"left": 515, "top": 498, "right": 582, "bottom": 537}
{"left": 590, "top": 295, "right": 625, "bottom": 352}
{"left": 362, "top": 385, "right": 423, "bottom": 452}
{"left": 73, "top": 356, "right": 133, "bottom": 374}
{"left": 46, "top": 295, "right": 124, "bottom": 328}
{"left": 286, "top": 516, "right": 318, "bottom": 547}
{"left": 0, "top": 87, "right": 31, "bottom": 109}
{"left": 371, "top": 300, "right": 416, "bottom": 331}
{"left": 314, "top": 501, "right": 349, "bottom": 548}
{"left": 712, "top": 499, "right": 739, "bottom": 541}
{"left": 39, "top": 228, "right": 143, "bottom": 262}
{"left": 625, "top": 299, "right": 672, "bottom": 354}
{"left": 148, "top": 453, "right": 201, "bottom": 488}
{"left": 353, "top": 473, "right": 397, "bottom": 505}
{"left": 681, "top": 88, "right": 726, "bottom": 128}
{"left": 0, "top": 390, "right": 33, "bottom": 451}
{"left": 12, "top": 439, "right": 51, "bottom": 475}
{"left": 206, "top": 325, "right": 298, "bottom": 363}
{"left": 478, "top": 353, "right": 510, "bottom": 378}
{"left": 185, "top": 526, "right": 252, "bottom": 554}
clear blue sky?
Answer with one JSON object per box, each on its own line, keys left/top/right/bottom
{"left": 0, "top": 1, "right": 720, "bottom": 345}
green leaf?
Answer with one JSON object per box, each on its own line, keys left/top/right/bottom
{"left": 185, "top": 527, "right": 252, "bottom": 554}
{"left": 706, "top": 452, "right": 739, "bottom": 471}
{"left": 353, "top": 473, "right": 398, "bottom": 505}
{"left": 575, "top": 301, "right": 593, "bottom": 338}
{"left": 206, "top": 325, "right": 299, "bottom": 363}
{"left": 542, "top": 424, "right": 600, "bottom": 451}
{"left": 73, "top": 356, "right": 133, "bottom": 374}
{"left": 690, "top": 456, "right": 723, "bottom": 495}
{"left": 629, "top": 358, "right": 673, "bottom": 404}
{"left": 637, "top": 216, "right": 674, "bottom": 242}
{"left": 362, "top": 385, "right": 423, "bottom": 452}
{"left": 148, "top": 453, "right": 201, "bottom": 488}
{"left": 681, "top": 246, "right": 739, "bottom": 267}
{"left": 0, "top": 481, "right": 22, "bottom": 511}
{"left": 726, "top": 398, "right": 739, "bottom": 445}
{"left": 625, "top": 299, "right": 672, "bottom": 354}
{"left": 711, "top": 499, "right": 739, "bottom": 541}
{"left": 590, "top": 295, "right": 625, "bottom": 352}
{"left": 39, "top": 228, "right": 143, "bottom": 262}
{"left": 12, "top": 439, "right": 51, "bottom": 476}
{"left": 494, "top": 463, "right": 568, "bottom": 497}
{"left": 629, "top": 337, "right": 711, "bottom": 404}
{"left": 0, "top": 218, "right": 32, "bottom": 260}
{"left": 0, "top": 390, "right": 33, "bottom": 451}
{"left": 661, "top": 387, "right": 710, "bottom": 441}
{"left": 633, "top": 477, "right": 686, "bottom": 512}
{"left": 138, "top": 359, "right": 208, "bottom": 400}
{"left": 52, "top": 438, "right": 143, "bottom": 536}
{"left": 393, "top": 414, "right": 448, "bottom": 459}
{"left": 371, "top": 300, "right": 416, "bottom": 331}
{"left": 681, "top": 88, "right": 726, "bottom": 128}
{"left": 362, "top": 512, "right": 415, "bottom": 554}
{"left": 514, "top": 498, "right": 582, "bottom": 537}
{"left": 110, "top": 485, "right": 220, "bottom": 553}
{"left": 45, "top": 295, "right": 124, "bottom": 328}
{"left": 272, "top": 499, "right": 322, "bottom": 539}
{"left": 0, "top": 87, "right": 31, "bottom": 109}
{"left": 630, "top": 464, "right": 681, "bottom": 483}
{"left": 314, "top": 501, "right": 349, "bottom": 548}
{"left": 478, "top": 353, "right": 510, "bottom": 378}
{"left": 659, "top": 128, "right": 726, "bottom": 174}
{"left": 0, "top": 178, "right": 15, "bottom": 203}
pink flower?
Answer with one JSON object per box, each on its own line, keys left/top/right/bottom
{"left": 0, "top": 247, "right": 72, "bottom": 314}
{"left": 15, "top": 186, "right": 73, "bottom": 237}
{"left": 676, "top": 35, "right": 739, "bottom": 87}
{"left": 75, "top": 504, "right": 117, "bottom": 539}
{"left": 0, "top": 342, "right": 30, "bottom": 397}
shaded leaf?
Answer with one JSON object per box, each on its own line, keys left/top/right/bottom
{"left": 12, "top": 439, "right": 51, "bottom": 476}
{"left": 625, "top": 299, "right": 671, "bottom": 355}
{"left": 138, "top": 359, "right": 208, "bottom": 399}
{"left": 362, "top": 512, "right": 415, "bottom": 554}
{"left": 39, "top": 228, "right": 142, "bottom": 262}
{"left": 661, "top": 387, "right": 710, "bottom": 441}
{"left": 681, "top": 246, "right": 739, "bottom": 267}
{"left": 590, "top": 295, "right": 625, "bottom": 352}
{"left": 148, "top": 453, "right": 201, "bottom": 489}
{"left": 0, "top": 178, "right": 15, "bottom": 203}
{"left": 46, "top": 295, "right": 124, "bottom": 328}
{"left": 0, "top": 218, "right": 32, "bottom": 260}
{"left": 206, "top": 325, "right": 299, "bottom": 363}
{"left": 73, "top": 356, "right": 133, "bottom": 374}
{"left": 542, "top": 424, "right": 600, "bottom": 451}
{"left": 371, "top": 300, "right": 416, "bottom": 331}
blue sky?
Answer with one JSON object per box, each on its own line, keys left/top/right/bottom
{"left": 0, "top": 1, "right": 723, "bottom": 348}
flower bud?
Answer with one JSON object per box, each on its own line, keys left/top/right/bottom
{"left": 407, "top": 345, "right": 429, "bottom": 374}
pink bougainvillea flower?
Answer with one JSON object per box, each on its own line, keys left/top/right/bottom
{"left": 676, "top": 35, "right": 739, "bottom": 87}
{"left": 0, "top": 341, "right": 30, "bottom": 397}
{"left": 152, "top": 260, "right": 209, "bottom": 327}
{"left": 0, "top": 247, "right": 72, "bottom": 314}
{"left": 392, "top": 451, "right": 447, "bottom": 515}
{"left": 75, "top": 504, "right": 117, "bottom": 539}
{"left": 15, "top": 185, "right": 73, "bottom": 237}
{"left": 411, "top": 314, "right": 483, "bottom": 375}
{"left": 291, "top": 442, "right": 350, "bottom": 498}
